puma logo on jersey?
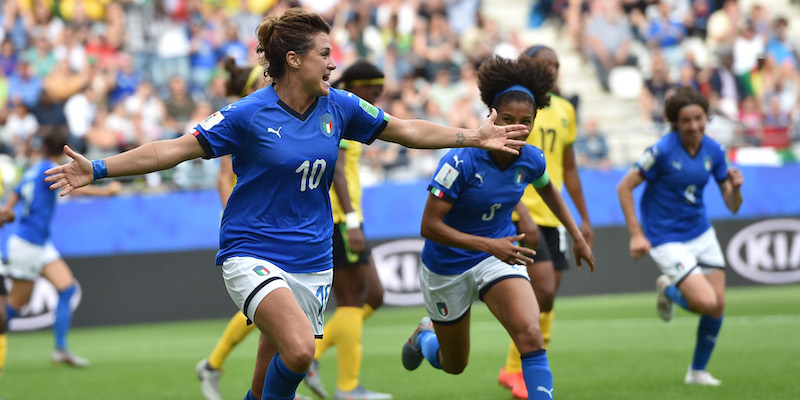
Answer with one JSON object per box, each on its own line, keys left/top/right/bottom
{"left": 224, "top": 104, "right": 237, "bottom": 112}
{"left": 474, "top": 173, "right": 485, "bottom": 183}
{"left": 453, "top": 155, "right": 464, "bottom": 168}
{"left": 268, "top": 126, "right": 283, "bottom": 138}
{"left": 536, "top": 386, "right": 554, "bottom": 399}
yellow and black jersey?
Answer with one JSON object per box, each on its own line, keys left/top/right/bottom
{"left": 330, "top": 139, "right": 363, "bottom": 224}
{"left": 515, "top": 94, "right": 576, "bottom": 227}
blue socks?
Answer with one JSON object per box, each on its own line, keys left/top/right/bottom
{"left": 261, "top": 353, "right": 307, "bottom": 400}
{"left": 55, "top": 284, "right": 77, "bottom": 350}
{"left": 5, "top": 304, "right": 18, "bottom": 323}
{"left": 521, "top": 349, "right": 553, "bottom": 400}
{"left": 417, "top": 330, "right": 442, "bottom": 369}
{"left": 665, "top": 285, "right": 690, "bottom": 310}
{"left": 244, "top": 389, "right": 258, "bottom": 400}
{"left": 692, "top": 314, "right": 723, "bottom": 371}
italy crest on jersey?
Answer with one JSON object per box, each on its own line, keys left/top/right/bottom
{"left": 319, "top": 112, "right": 334, "bottom": 136}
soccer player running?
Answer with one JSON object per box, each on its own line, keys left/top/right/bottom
{"left": 617, "top": 86, "right": 743, "bottom": 386}
{"left": 196, "top": 59, "right": 275, "bottom": 400}
{"left": 400, "top": 56, "right": 595, "bottom": 400}
{"left": 1, "top": 126, "right": 120, "bottom": 368}
{"left": 44, "top": 9, "right": 530, "bottom": 400}
{"left": 303, "top": 60, "right": 391, "bottom": 400}
{"left": 499, "top": 45, "right": 594, "bottom": 399}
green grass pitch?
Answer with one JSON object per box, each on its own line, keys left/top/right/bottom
{"left": 2, "top": 284, "right": 799, "bottom": 399}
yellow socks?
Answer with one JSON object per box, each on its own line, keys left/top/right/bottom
{"left": 0, "top": 334, "right": 6, "bottom": 378}
{"left": 315, "top": 306, "right": 363, "bottom": 391}
{"left": 362, "top": 304, "right": 375, "bottom": 320}
{"left": 208, "top": 312, "right": 256, "bottom": 370}
{"left": 504, "top": 310, "right": 555, "bottom": 372}
{"left": 540, "top": 310, "right": 554, "bottom": 350}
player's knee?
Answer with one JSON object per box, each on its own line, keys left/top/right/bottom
{"left": 511, "top": 325, "right": 544, "bottom": 354}
{"left": 691, "top": 296, "right": 718, "bottom": 315}
{"left": 279, "top": 341, "right": 315, "bottom": 372}
{"left": 366, "top": 289, "right": 384, "bottom": 310}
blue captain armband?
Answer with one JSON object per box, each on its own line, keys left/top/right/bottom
{"left": 91, "top": 160, "right": 108, "bottom": 180}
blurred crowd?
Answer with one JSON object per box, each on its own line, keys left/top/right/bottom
{"left": 0, "top": 0, "right": 797, "bottom": 192}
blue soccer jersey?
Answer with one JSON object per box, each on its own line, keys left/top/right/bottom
{"left": 192, "top": 86, "right": 388, "bottom": 272}
{"left": 635, "top": 132, "right": 728, "bottom": 246}
{"left": 421, "top": 146, "right": 548, "bottom": 275}
{"left": 13, "top": 160, "right": 57, "bottom": 245}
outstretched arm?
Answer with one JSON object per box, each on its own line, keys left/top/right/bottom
{"left": 616, "top": 168, "right": 650, "bottom": 260}
{"left": 379, "top": 109, "right": 529, "bottom": 155}
{"left": 535, "top": 181, "right": 595, "bottom": 271}
{"left": 562, "top": 143, "right": 593, "bottom": 247}
{"left": 45, "top": 134, "right": 206, "bottom": 196}
{"left": 420, "top": 194, "right": 535, "bottom": 266}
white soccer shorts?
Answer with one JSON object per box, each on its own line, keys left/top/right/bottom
{"left": 649, "top": 227, "right": 726, "bottom": 284}
{"left": 221, "top": 256, "right": 333, "bottom": 337}
{"left": 6, "top": 235, "right": 61, "bottom": 281}
{"left": 420, "top": 256, "right": 530, "bottom": 324}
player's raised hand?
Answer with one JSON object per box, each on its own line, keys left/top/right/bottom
{"left": 44, "top": 145, "right": 94, "bottom": 196}
{"left": 477, "top": 109, "right": 528, "bottom": 155}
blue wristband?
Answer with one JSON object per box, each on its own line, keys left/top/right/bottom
{"left": 91, "top": 160, "right": 108, "bottom": 180}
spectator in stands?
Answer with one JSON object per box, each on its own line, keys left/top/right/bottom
{"left": 706, "top": 0, "right": 740, "bottom": 53}
{"left": 640, "top": 51, "right": 672, "bottom": 127}
{"left": 765, "top": 17, "right": 799, "bottom": 69}
{"left": 575, "top": 118, "right": 611, "bottom": 168}
{"left": 709, "top": 47, "right": 746, "bottom": 120}
{"left": 1, "top": 96, "right": 38, "bottom": 160}
{"left": 0, "top": 38, "right": 18, "bottom": 77}
{"left": 7, "top": 59, "right": 43, "bottom": 111}
{"left": 733, "top": 20, "right": 764, "bottom": 75}
{"left": 53, "top": 25, "right": 87, "bottom": 74}
{"left": 109, "top": 55, "right": 140, "bottom": 107}
{"left": 738, "top": 96, "right": 762, "bottom": 145}
{"left": 645, "top": 0, "right": 687, "bottom": 67}
{"left": 124, "top": 81, "right": 166, "bottom": 144}
{"left": 64, "top": 84, "right": 97, "bottom": 153}
{"left": 763, "top": 94, "right": 790, "bottom": 128}
{"left": 163, "top": 76, "right": 197, "bottom": 138}
{"left": 584, "top": 0, "right": 637, "bottom": 91}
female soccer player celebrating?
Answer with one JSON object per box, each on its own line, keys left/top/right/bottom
{"left": 45, "top": 8, "right": 529, "bottom": 400}
{"left": 400, "top": 56, "right": 595, "bottom": 400}
{"left": 617, "top": 86, "right": 743, "bottom": 386}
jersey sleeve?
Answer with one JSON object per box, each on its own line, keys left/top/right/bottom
{"left": 711, "top": 142, "right": 729, "bottom": 182}
{"left": 332, "top": 89, "right": 388, "bottom": 145}
{"left": 427, "top": 150, "right": 469, "bottom": 203}
{"left": 191, "top": 102, "right": 251, "bottom": 159}
{"left": 635, "top": 144, "right": 662, "bottom": 181}
{"left": 529, "top": 147, "right": 550, "bottom": 188}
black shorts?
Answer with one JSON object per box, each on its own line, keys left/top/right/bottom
{"left": 332, "top": 223, "right": 370, "bottom": 268}
{"left": 516, "top": 223, "right": 570, "bottom": 271}
{"left": 0, "top": 274, "right": 7, "bottom": 295}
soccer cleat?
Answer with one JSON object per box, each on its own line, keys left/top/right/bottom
{"left": 498, "top": 367, "right": 528, "bottom": 399}
{"left": 401, "top": 317, "right": 433, "bottom": 371}
{"left": 196, "top": 359, "right": 222, "bottom": 400}
{"left": 684, "top": 367, "right": 721, "bottom": 386}
{"left": 656, "top": 274, "right": 674, "bottom": 322}
{"left": 51, "top": 349, "right": 90, "bottom": 368}
{"left": 334, "top": 385, "right": 393, "bottom": 400}
{"left": 304, "top": 360, "right": 327, "bottom": 398}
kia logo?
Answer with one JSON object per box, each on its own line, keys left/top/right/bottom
{"left": 372, "top": 239, "right": 424, "bottom": 306}
{"left": 5, "top": 278, "right": 82, "bottom": 332}
{"left": 726, "top": 219, "right": 800, "bottom": 284}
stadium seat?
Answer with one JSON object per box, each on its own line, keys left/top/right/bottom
{"left": 608, "top": 66, "right": 643, "bottom": 99}
{"left": 760, "top": 126, "right": 791, "bottom": 148}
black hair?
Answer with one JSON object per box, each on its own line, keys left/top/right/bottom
{"left": 223, "top": 57, "right": 264, "bottom": 97}
{"left": 664, "top": 86, "right": 710, "bottom": 129}
{"left": 522, "top": 44, "right": 552, "bottom": 59}
{"left": 39, "top": 125, "right": 70, "bottom": 157}
{"left": 477, "top": 56, "right": 554, "bottom": 111}
{"left": 334, "top": 60, "right": 384, "bottom": 89}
